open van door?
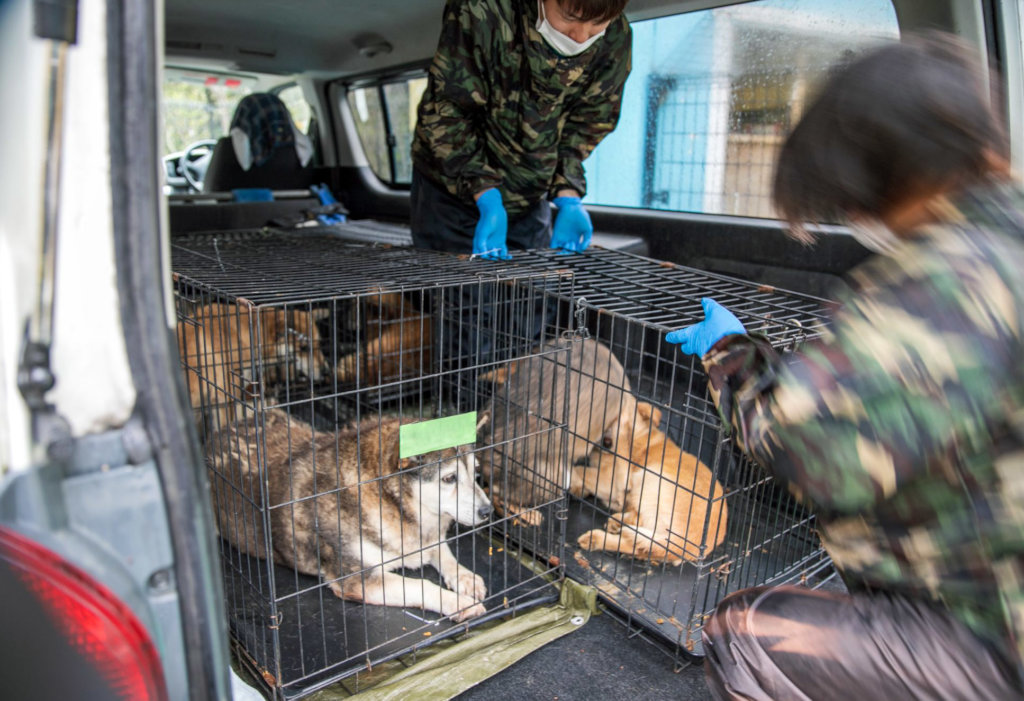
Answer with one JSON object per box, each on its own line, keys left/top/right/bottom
{"left": 0, "top": 1, "right": 230, "bottom": 698}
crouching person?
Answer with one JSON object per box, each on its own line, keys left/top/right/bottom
{"left": 667, "top": 34, "right": 1024, "bottom": 700}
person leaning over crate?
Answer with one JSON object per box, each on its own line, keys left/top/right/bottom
{"left": 410, "top": 0, "right": 632, "bottom": 259}
{"left": 666, "top": 34, "right": 1024, "bottom": 700}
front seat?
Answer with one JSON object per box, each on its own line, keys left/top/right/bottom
{"left": 202, "top": 92, "right": 316, "bottom": 193}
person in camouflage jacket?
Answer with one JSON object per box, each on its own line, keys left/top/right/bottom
{"left": 411, "top": 0, "right": 631, "bottom": 258}
{"left": 667, "top": 34, "right": 1024, "bottom": 699}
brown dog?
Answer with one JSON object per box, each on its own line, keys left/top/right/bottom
{"left": 574, "top": 401, "right": 728, "bottom": 565}
{"left": 177, "top": 302, "right": 329, "bottom": 431}
{"left": 336, "top": 292, "right": 433, "bottom": 386}
{"left": 208, "top": 409, "right": 492, "bottom": 622}
{"left": 476, "top": 337, "right": 635, "bottom": 525}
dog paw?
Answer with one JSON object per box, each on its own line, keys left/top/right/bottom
{"left": 447, "top": 570, "right": 487, "bottom": 601}
{"left": 463, "top": 572, "right": 488, "bottom": 601}
{"left": 577, "top": 530, "right": 606, "bottom": 551}
{"left": 516, "top": 508, "right": 544, "bottom": 527}
{"left": 450, "top": 599, "right": 487, "bottom": 623}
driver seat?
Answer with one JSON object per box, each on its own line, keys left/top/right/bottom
{"left": 202, "top": 93, "right": 316, "bottom": 193}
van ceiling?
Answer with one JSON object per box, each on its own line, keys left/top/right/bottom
{"left": 163, "top": 0, "right": 751, "bottom": 77}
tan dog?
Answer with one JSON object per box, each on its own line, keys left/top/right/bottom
{"left": 574, "top": 402, "right": 728, "bottom": 565}
{"left": 336, "top": 292, "right": 433, "bottom": 385}
{"left": 208, "top": 409, "right": 492, "bottom": 622}
{"left": 476, "top": 337, "right": 635, "bottom": 525}
{"left": 177, "top": 303, "right": 329, "bottom": 431}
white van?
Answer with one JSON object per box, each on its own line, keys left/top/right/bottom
{"left": 2, "top": 1, "right": 1021, "bottom": 699}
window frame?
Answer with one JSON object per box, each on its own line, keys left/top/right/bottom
{"left": 338, "top": 64, "right": 429, "bottom": 189}
{"left": 582, "top": 0, "right": 903, "bottom": 220}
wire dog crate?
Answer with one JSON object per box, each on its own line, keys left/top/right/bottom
{"left": 171, "top": 230, "right": 574, "bottom": 699}
{"left": 499, "top": 247, "right": 836, "bottom": 660}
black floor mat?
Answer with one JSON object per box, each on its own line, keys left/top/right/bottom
{"left": 220, "top": 527, "right": 560, "bottom": 697}
{"left": 489, "top": 489, "right": 829, "bottom": 659}
{"left": 455, "top": 609, "right": 713, "bottom": 701}
{"left": 561, "top": 491, "right": 823, "bottom": 654}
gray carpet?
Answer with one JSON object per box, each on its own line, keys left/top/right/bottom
{"left": 455, "top": 608, "right": 713, "bottom": 701}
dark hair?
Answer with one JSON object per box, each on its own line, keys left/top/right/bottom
{"left": 556, "top": 0, "right": 628, "bottom": 23}
{"left": 773, "top": 32, "right": 1007, "bottom": 235}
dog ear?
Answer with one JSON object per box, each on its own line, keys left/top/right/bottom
{"left": 311, "top": 308, "right": 331, "bottom": 322}
{"left": 257, "top": 308, "right": 286, "bottom": 338}
{"left": 636, "top": 401, "right": 653, "bottom": 422}
{"left": 649, "top": 405, "right": 663, "bottom": 427}
{"left": 476, "top": 411, "right": 492, "bottom": 445}
{"left": 478, "top": 359, "right": 520, "bottom": 384}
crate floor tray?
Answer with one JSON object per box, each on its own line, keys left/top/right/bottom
{"left": 560, "top": 492, "right": 831, "bottom": 657}
{"left": 222, "top": 528, "right": 559, "bottom": 698}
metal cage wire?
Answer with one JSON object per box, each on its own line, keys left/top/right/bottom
{"left": 171, "top": 229, "right": 835, "bottom": 691}
{"left": 173, "top": 231, "right": 575, "bottom": 698}
{"left": 505, "top": 248, "right": 833, "bottom": 658}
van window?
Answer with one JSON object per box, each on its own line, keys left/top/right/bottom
{"left": 347, "top": 76, "right": 428, "bottom": 185}
{"left": 161, "top": 72, "right": 313, "bottom": 157}
{"left": 162, "top": 71, "right": 254, "bottom": 156}
{"left": 584, "top": 0, "right": 900, "bottom": 219}
{"left": 276, "top": 84, "right": 313, "bottom": 133}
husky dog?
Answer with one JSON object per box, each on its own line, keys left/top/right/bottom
{"left": 574, "top": 401, "right": 728, "bottom": 565}
{"left": 177, "top": 303, "right": 329, "bottom": 431}
{"left": 335, "top": 292, "right": 433, "bottom": 386}
{"left": 209, "top": 409, "right": 492, "bottom": 622}
{"left": 476, "top": 337, "right": 635, "bottom": 525}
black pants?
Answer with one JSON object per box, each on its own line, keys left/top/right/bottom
{"left": 703, "top": 585, "right": 1022, "bottom": 701}
{"left": 410, "top": 170, "right": 560, "bottom": 409}
{"left": 410, "top": 168, "right": 552, "bottom": 253}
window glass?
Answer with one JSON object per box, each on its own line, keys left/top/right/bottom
{"left": 383, "top": 78, "right": 428, "bottom": 184}
{"left": 347, "top": 77, "right": 427, "bottom": 185}
{"left": 277, "top": 84, "right": 312, "bottom": 133}
{"left": 347, "top": 86, "right": 392, "bottom": 182}
{"left": 162, "top": 72, "right": 253, "bottom": 156}
{"left": 584, "top": 0, "right": 899, "bottom": 218}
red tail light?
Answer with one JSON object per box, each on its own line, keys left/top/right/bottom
{"left": 0, "top": 526, "right": 168, "bottom": 701}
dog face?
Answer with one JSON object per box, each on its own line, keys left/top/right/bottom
{"left": 601, "top": 401, "right": 661, "bottom": 457}
{"left": 264, "top": 308, "right": 330, "bottom": 381}
{"left": 405, "top": 448, "right": 493, "bottom": 527}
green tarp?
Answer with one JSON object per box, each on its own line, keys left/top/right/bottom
{"left": 308, "top": 580, "right": 600, "bottom": 701}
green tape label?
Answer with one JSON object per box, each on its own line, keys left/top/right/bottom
{"left": 399, "top": 411, "right": 478, "bottom": 459}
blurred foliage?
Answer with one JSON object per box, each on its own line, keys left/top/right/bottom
{"left": 162, "top": 80, "right": 250, "bottom": 156}
{"left": 347, "top": 77, "right": 427, "bottom": 185}
{"left": 162, "top": 78, "right": 314, "bottom": 157}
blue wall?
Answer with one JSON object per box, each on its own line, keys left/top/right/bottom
{"left": 584, "top": 13, "right": 713, "bottom": 209}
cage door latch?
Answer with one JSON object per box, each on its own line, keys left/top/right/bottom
{"left": 573, "top": 297, "right": 590, "bottom": 339}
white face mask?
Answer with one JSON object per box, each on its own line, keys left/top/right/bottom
{"left": 536, "top": 0, "right": 606, "bottom": 56}
{"left": 848, "top": 217, "right": 902, "bottom": 256}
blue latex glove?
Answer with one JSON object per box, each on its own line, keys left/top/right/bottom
{"left": 473, "top": 188, "right": 510, "bottom": 260}
{"left": 666, "top": 298, "right": 746, "bottom": 356}
{"left": 550, "top": 196, "right": 593, "bottom": 253}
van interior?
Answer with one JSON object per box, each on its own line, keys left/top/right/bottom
{"left": 3, "top": 0, "right": 1020, "bottom": 700}
{"left": 158, "top": 0, "right": 1021, "bottom": 698}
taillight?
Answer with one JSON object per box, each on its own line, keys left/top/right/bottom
{"left": 0, "top": 526, "right": 168, "bottom": 701}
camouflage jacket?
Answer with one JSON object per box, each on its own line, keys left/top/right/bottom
{"left": 412, "top": 0, "right": 632, "bottom": 215}
{"left": 703, "top": 180, "right": 1024, "bottom": 679}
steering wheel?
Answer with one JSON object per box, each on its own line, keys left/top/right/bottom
{"left": 179, "top": 139, "right": 218, "bottom": 191}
